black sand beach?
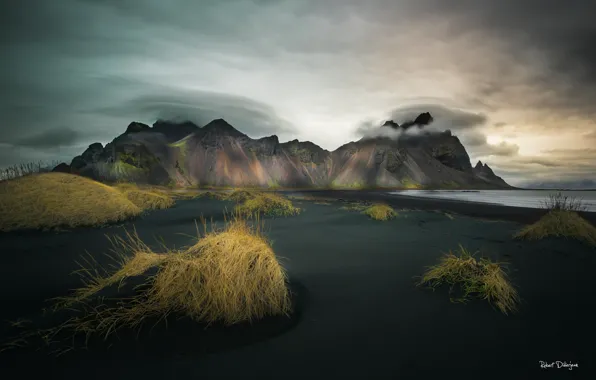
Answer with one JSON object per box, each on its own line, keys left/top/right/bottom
{"left": 1, "top": 192, "right": 595, "bottom": 379}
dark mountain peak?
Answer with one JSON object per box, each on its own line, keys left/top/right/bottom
{"left": 125, "top": 122, "right": 151, "bottom": 134}
{"left": 52, "top": 162, "right": 71, "bottom": 173}
{"left": 400, "top": 112, "right": 434, "bottom": 130}
{"left": 414, "top": 112, "right": 433, "bottom": 126}
{"left": 382, "top": 120, "right": 400, "bottom": 129}
{"left": 474, "top": 160, "right": 496, "bottom": 176}
{"left": 150, "top": 120, "right": 200, "bottom": 142}
{"left": 380, "top": 112, "right": 434, "bottom": 131}
{"left": 281, "top": 139, "right": 328, "bottom": 151}
{"left": 202, "top": 118, "right": 245, "bottom": 137}
{"left": 258, "top": 135, "right": 279, "bottom": 144}
{"left": 88, "top": 142, "right": 104, "bottom": 151}
{"left": 203, "top": 118, "right": 232, "bottom": 129}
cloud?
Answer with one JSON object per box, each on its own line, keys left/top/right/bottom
{"left": 389, "top": 104, "right": 487, "bottom": 132}
{"left": 355, "top": 104, "right": 487, "bottom": 140}
{"left": 97, "top": 89, "right": 297, "bottom": 138}
{"left": 13, "top": 127, "right": 81, "bottom": 148}
{"left": 472, "top": 141, "right": 520, "bottom": 157}
{"left": 1, "top": 0, "right": 594, "bottom": 183}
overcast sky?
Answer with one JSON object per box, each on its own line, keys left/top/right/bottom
{"left": 1, "top": 0, "right": 595, "bottom": 186}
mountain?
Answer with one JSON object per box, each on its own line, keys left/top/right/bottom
{"left": 56, "top": 114, "right": 512, "bottom": 189}
{"left": 522, "top": 179, "right": 596, "bottom": 190}
{"left": 472, "top": 160, "right": 510, "bottom": 188}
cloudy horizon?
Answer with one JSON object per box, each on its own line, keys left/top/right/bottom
{"left": 2, "top": 0, "right": 595, "bottom": 187}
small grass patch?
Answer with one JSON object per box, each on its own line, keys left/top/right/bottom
{"left": 418, "top": 245, "right": 519, "bottom": 315}
{"left": 225, "top": 189, "right": 261, "bottom": 202}
{"left": 339, "top": 201, "right": 372, "bottom": 212}
{"left": 362, "top": 203, "right": 397, "bottom": 221}
{"left": 514, "top": 210, "right": 596, "bottom": 246}
{"left": 0, "top": 173, "right": 142, "bottom": 231}
{"left": 122, "top": 189, "right": 174, "bottom": 210}
{"left": 443, "top": 212, "right": 455, "bottom": 220}
{"left": 43, "top": 215, "right": 291, "bottom": 346}
{"left": 514, "top": 192, "right": 595, "bottom": 246}
{"left": 195, "top": 190, "right": 228, "bottom": 200}
{"left": 541, "top": 192, "right": 588, "bottom": 212}
{"left": 235, "top": 193, "right": 301, "bottom": 217}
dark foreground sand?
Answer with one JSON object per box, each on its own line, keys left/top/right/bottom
{"left": 1, "top": 192, "right": 595, "bottom": 379}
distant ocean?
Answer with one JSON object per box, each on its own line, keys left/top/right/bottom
{"left": 388, "top": 190, "right": 596, "bottom": 212}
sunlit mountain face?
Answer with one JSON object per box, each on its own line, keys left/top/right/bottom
{"left": 1, "top": 1, "right": 595, "bottom": 187}
{"left": 59, "top": 117, "right": 511, "bottom": 189}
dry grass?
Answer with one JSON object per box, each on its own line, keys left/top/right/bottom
{"left": 0, "top": 173, "right": 142, "bottom": 232}
{"left": 541, "top": 192, "right": 588, "bottom": 212}
{"left": 194, "top": 190, "right": 227, "bottom": 200}
{"left": 514, "top": 193, "right": 595, "bottom": 246}
{"left": 514, "top": 210, "right": 596, "bottom": 246}
{"left": 418, "top": 245, "right": 519, "bottom": 315}
{"left": 339, "top": 201, "right": 371, "bottom": 212}
{"left": 362, "top": 203, "right": 397, "bottom": 221}
{"left": 121, "top": 189, "right": 174, "bottom": 210}
{"left": 48, "top": 214, "right": 291, "bottom": 342}
{"left": 235, "top": 192, "right": 301, "bottom": 217}
{"left": 225, "top": 189, "right": 261, "bottom": 202}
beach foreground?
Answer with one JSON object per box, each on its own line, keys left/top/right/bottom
{"left": 0, "top": 191, "right": 594, "bottom": 378}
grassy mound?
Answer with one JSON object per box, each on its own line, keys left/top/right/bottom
{"left": 514, "top": 192, "right": 595, "bottom": 246}
{"left": 0, "top": 173, "right": 141, "bottom": 232}
{"left": 363, "top": 203, "right": 397, "bottom": 221}
{"left": 121, "top": 189, "right": 174, "bottom": 210}
{"left": 51, "top": 217, "right": 290, "bottom": 340}
{"left": 418, "top": 245, "right": 519, "bottom": 315}
{"left": 235, "top": 192, "right": 301, "bottom": 217}
{"left": 225, "top": 189, "right": 261, "bottom": 202}
{"left": 194, "top": 190, "right": 227, "bottom": 200}
{"left": 514, "top": 210, "right": 596, "bottom": 246}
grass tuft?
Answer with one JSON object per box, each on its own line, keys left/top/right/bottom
{"left": 362, "top": 203, "right": 397, "bottom": 221}
{"left": 418, "top": 245, "right": 519, "bottom": 315}
{"left": 541, "top": 192, "right": 588, "bottom": 212}
{"left": 234, "top": 192, "right": 301, "bottom": 217}
{"left": 47, "top": 214, "right": 291, "bottom": 343}
{"left": 514, "top": 192, "right": 595, "bottom": 246}
{"left": 0, "top": 173, "right": 142, "bottom": 232}
{"left": 514, "top": 210, "right": 596, "bottom": 246}
{"left": 225, "top": 189, "right": 261, "bottom": 202}
{"left": 121, "top": 189, "right": 175, "bottom": 210}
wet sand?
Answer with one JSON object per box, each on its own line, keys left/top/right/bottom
{"left": 1, "top": 193, "right": 594, "bottom": 379}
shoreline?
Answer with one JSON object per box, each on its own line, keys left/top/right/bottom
{"left": 283, "top": 189, "right": 596, "bottom": 225}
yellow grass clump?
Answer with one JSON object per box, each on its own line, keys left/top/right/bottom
{"left": 194, "top": 190, "right": 227, "bottom": 200}
{"left": 51, "top": 215, "right": 291, "bottom": 340}
{"left": 0, "top": 173, "right": 142, "bottom": 232}
{"left": 235, "top": 192, "right": 301, "bottom": 217}
{"left": 363, "top": 203, "right": 397, "bottom": 221}
{"left": 121, "top": 189, "right": 175, "bottom": 210}
{"left": 418, "top": 245, "right": 519, "bottom": 315}
{"left": 225, "top": 189, "right": 261, "bottom": 202}
{"left": 514, "top": 210, "right": 596, "bottom": 246}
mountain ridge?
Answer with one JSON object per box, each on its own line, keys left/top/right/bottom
{"left": 56, "top": 114, "right": 511, "bottom": 189}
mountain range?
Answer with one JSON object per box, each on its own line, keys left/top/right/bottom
{"left": 521, "top": 179, "right": 596, "bottom": 190}
{"left": 53, "top": 113, "right": 511, "bottom": 189}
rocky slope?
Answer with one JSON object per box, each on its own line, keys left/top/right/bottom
{"left": 56, "top": 114, "right": 511, "bottom": 189}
